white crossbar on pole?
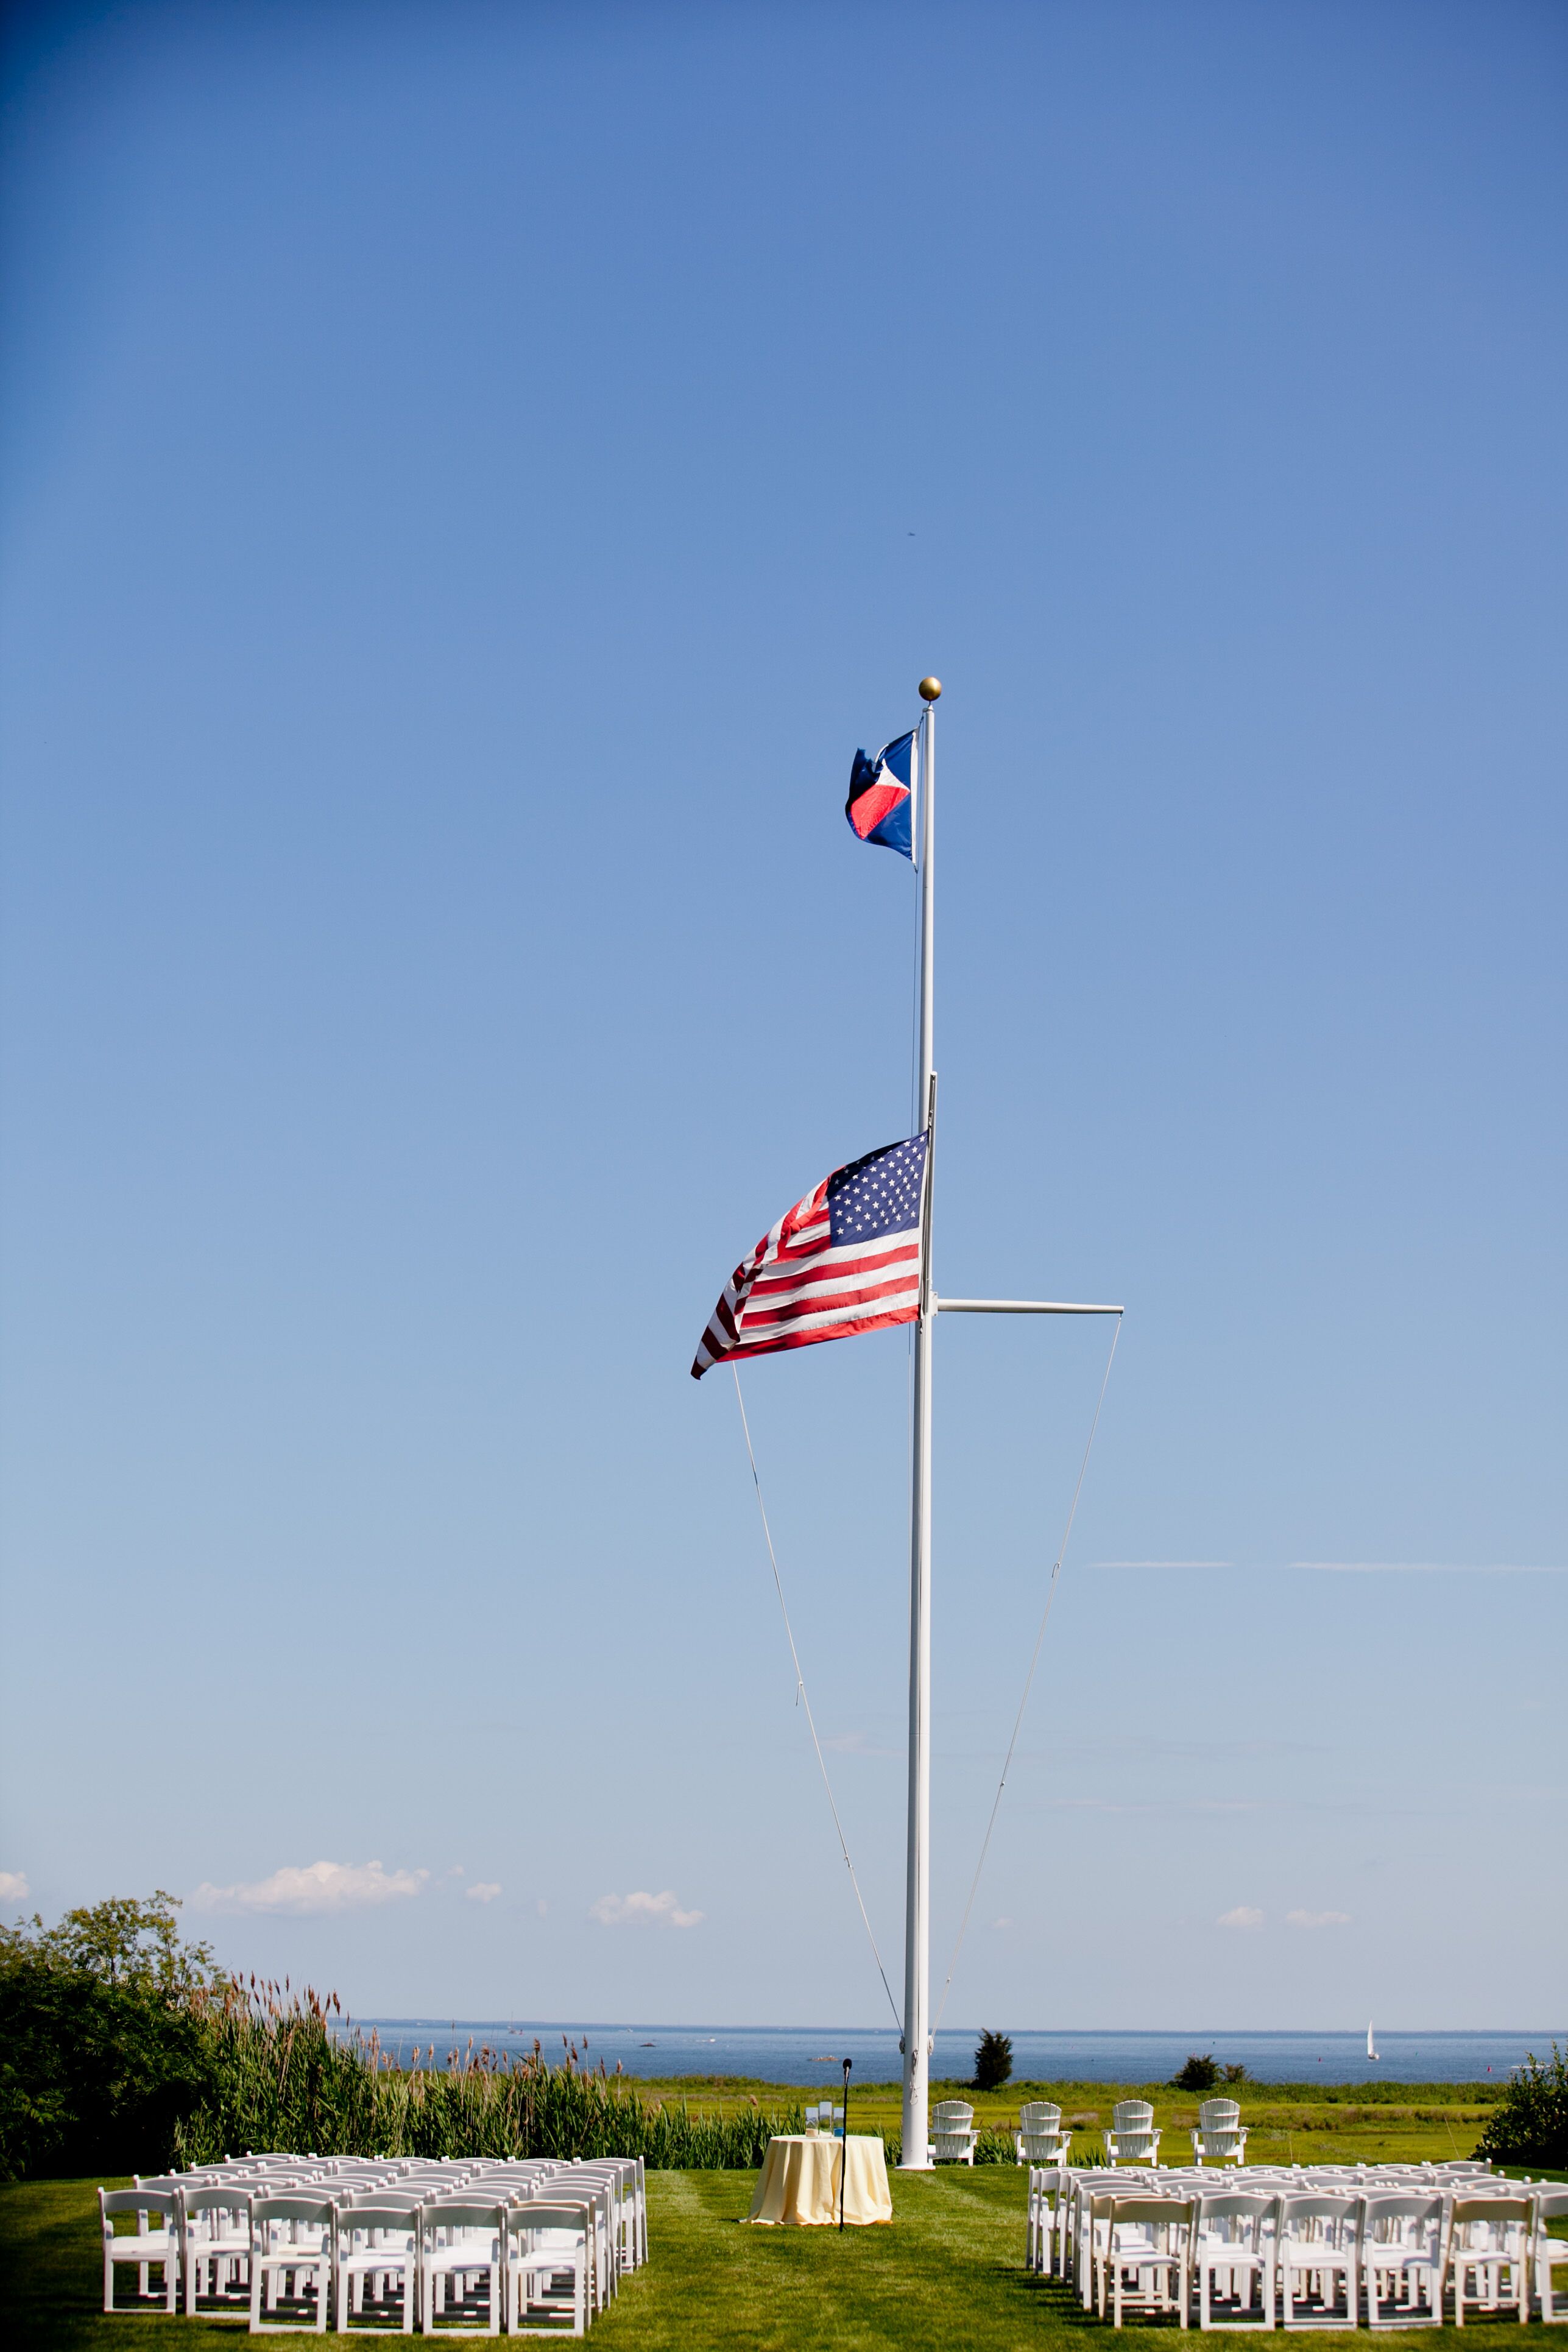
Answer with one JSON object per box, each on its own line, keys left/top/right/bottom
{"left": 935, "top": 1298, "right": 1123, "bottom": 1315}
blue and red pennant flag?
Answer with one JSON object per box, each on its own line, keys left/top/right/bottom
{"left": 846, "top": 729, "right": 916, "bottom": 859}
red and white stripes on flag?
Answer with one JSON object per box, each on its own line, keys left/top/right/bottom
{"left": 691, "top": 1133, "right": 929, "bottom": 1379}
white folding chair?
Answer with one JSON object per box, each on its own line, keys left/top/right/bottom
{"left": 332, "top": 2197, "right": 418, "bottom": 2334}
{"left": 532, "top": 2180, "right": 613, "bottom": 2311}
{"left": 1192, "top": 2191, "right": 1278, "bottom": 2330}
{"left": 180, "top": 2184, "right": 253, "bottom": 2317}
{"left": 1276, "top": 2194, "right": 1360, "bottom": 2330}
{"left": 506, "top": 2200, "right": 590, "bottom": 2337}
{"left": 557, "top": 2160, "right": 640, "bottom": 2280}
{"left": 1100, "top": 2194, "right": 1194, "bottom": 2328}
{"left": 250, "top": 2195, "right": 336, "bottom": 2333}
{"left": 1360, "top": 2194, "right": 1443, "bottom": 2329}
{"left": 1026, "top": 2165, "right": 1068, "bottom": 2273}
{"left": 1446, "top": 2194, "right": 1531, "bottom": 2327}
{"left": 99, "top": 2187, "right": 180, "bottom": 2315}
{"left": 418, "top": 2199, "right": 505, "bottom": 2336}
{"left": 1534, "top": 2189, "right": 1568, "bottom": 2324}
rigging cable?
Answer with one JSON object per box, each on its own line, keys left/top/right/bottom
{"left": 732, "top": 1366, "right": 903, "bottom": 2027}
{"left": 931, "top": 1312, "right": 1123, "bottom": 2028}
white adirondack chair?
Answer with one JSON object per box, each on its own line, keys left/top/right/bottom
{"left": 929, "top": 2099, "right": 978, "bottom": 2164}
{"left": 1192, "top": 2097, "right": 1249, "bottom": 2166}
{"left": 1104, "top": 2099, "right": 1162, "bottom": 2167}
{"left": 1017, "top": 2100, "right": 1074, "bottom": 2166}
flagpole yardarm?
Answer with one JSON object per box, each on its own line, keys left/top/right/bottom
{"left": 900, "top": 680, "right": 939, "bottom": 2171}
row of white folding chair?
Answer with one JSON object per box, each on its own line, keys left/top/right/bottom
{"left": 1079, "top": 2189, "right": 1413, "bottom": 2330}
{"left": 194, "top": 2154, "right": 646, "bottom": 2281}
{"left": 1038, "top": 2174, "right": 1567, "bottom": 2330}
{"left": 1026, "top": 2165, "right": 1488, "bottom": 2290}
{"left": 225, "top": 2153, "right": 646, "bottom": 2278}
{"left": 249, "top": 2189, "right": 602, "bottom": 2336}
{"left": 105, "top": 2158, "right": 643, "bottom": 2325}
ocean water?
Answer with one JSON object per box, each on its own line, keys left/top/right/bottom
{"left": 353, "top": 2022, "right": 1558, "bottom": 2087}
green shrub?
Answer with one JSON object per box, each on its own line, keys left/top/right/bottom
{"left": 1476, "top": 2046, "right": 1568, "bottom": 2171}
{"left": 973, "top": 2030, "right": 1013, "bottom": 2092}
{"left": 1173, "top": 2054, "right": 1220, "bottom": 2092}
{"left": 0, "top": 1894, "right": 221, "bottom": 2181}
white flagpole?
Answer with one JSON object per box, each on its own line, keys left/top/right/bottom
{"left": 900, "top": 675, "right": 942, "bottom": 2169}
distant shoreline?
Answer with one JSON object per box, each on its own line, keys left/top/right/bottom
{"left": 340, "top": 2021, "right": 1556, "bottom": 2089}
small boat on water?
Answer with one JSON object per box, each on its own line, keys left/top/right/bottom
{"left": 1367, "top": 2020, "right": 1380, "bottom": 2061}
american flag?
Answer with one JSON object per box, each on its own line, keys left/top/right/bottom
{"left": 691, "top": 1134, "right": 928, "bottom": 1379}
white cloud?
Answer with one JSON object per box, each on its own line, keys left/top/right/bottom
{"left": 1287, "top": 1909, "right": 1351, "bottom": 1929}
{"left": 1295, "top": 1561, "right": 1566, "bottom": 1575}
{"left": 189, "top": 1860, "right": 428, "bottom": 1916}
{"left": 991, "top": 1916, "right": 1014, "bottom": 1930}
{"left": 465, "top": 1882, "right": 503, "bottom": 1905}
{"left": 590, "top": 1888, "right": 704, "bottom": 1930}
{"left": 1217, "top": 1905, "right": 1265, "bottom": 1930}
{"left": 1093, "top": 1561, "right": 1232, "bottom": 1569}
{"left": 536, "top": 1899, "right": 548, "bottom": 1918}
{"left": 0, "top": 1870, "right": 29, "bottom": 1904}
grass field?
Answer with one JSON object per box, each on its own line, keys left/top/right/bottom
{"left": 3, "top": 2159, "right": 1553, "bottom": 2351}
{"left": 631, "top": 2077, "right": 1498, "bottom": 2169}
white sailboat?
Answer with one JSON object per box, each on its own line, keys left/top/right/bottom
{"left": 1368, "top": 2019, "right": 1380, "bottom": 2061}
{"left": 694, "top": 679, "right": 1124, "bottom": 2168}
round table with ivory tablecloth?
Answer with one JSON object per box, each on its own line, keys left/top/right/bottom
{"left": 745, "top": 2133, "right": 892, "bottom": 2227}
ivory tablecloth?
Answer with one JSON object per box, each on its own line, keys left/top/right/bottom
{"left": 745, "top": 2134, "right": 893, "bottom": 2227}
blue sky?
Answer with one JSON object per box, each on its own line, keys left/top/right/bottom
{"left": 1, "top": 0, "right": 1563, "bottom": 2033}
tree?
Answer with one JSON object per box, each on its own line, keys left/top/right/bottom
{"left": 973, "top": 2030, "right": 1013, "bottom": 2092}
{"left": 1173, "top": 2054, "right": 1220, "bottom": 2091}
{"left": 0, "top": 1893, "right": 222, "bottom": 2180}
{"left": 33, "top": 1891, "right": 215, "bottom": 1989}
{"left": 1477, "top": 2046, "right": 1568, "bottom": 2170}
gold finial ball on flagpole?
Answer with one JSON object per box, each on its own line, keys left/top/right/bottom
{"left": 918, "top": 676, "right": 942, "bottom": 701}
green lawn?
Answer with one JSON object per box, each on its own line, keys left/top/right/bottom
{"left": 630, "top": 2078, "right": 1500, "bottom": 2169}
{"left": 1, "top": 2169, "right": 1546, "bottom": 2351}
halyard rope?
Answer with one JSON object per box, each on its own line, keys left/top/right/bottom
{"left": 732, "top": 1366, "right": 903, "bottom": 2027}
{"left": 931, "top": 1313, "right": 1123, "bottom": 2028}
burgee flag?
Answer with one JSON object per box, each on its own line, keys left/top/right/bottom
{"left": 691, "top": 1134, "right": 928, "bottom": 1378}
{"left": 846, "top": 729, "right": 916, "bottom": 858}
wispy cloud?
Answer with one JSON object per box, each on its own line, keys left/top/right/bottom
{"left": 465, "top": 1881, "right": 503, "bottom": 1904}
{"left": 1295, "top": 1561, "right": 1566, "bottom": 1575}
{"left": 189, "top": 1860, "right": 428, "bottom": 1916}
{"left": 1287, "top": 1909, "right": 1351, "bottom": 1928}
{"left": 1092, "top": 1560, "right": 1232, "bottom": 1570}
{"left": 0, "top": 1870, "right": 29, "bottom": 1904}
{"left": 590, "top": 1888, "right": 704, "bottom": 1930}
{"left": 821, "top": 1731, "right": 899, "bottom": 1757}
{"left": 1050, "top": 1796, "right": 1261, "bottom": 1817}
{"left": 1217, "top": 1905, "right": 1265, "bottom": 1930}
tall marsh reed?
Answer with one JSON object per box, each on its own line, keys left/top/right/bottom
{"left": 174, "top": 1982, "right": 813, "bottom": 2169}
